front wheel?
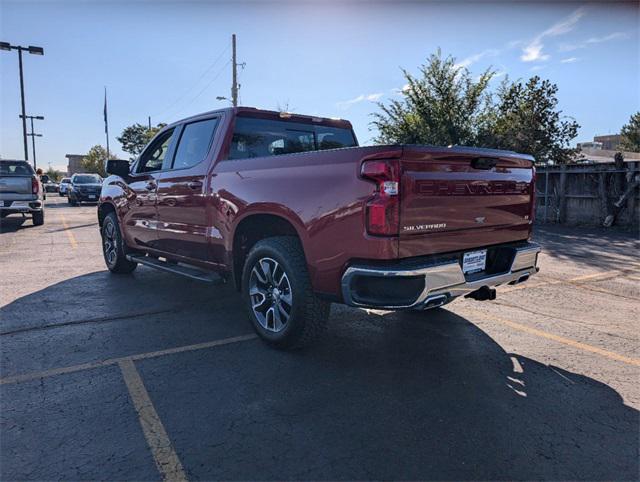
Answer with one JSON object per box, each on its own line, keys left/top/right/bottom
{"left": 242, "top": 236, "right": 330, "bottom": 349}
{"left": 101, "top": 212, "right": 137, "bottom": 274}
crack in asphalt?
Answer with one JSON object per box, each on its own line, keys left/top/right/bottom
{"left": 0, "top": 308, "right": 179, "bottom": 337}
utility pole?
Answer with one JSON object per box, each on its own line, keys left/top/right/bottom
{"left": 231, "top": 34, "right": 238, "bottom": 107}
{"left": 19, "top": 114, "right": 44, "bottom": 170}
{"left": 148, "top": 116, "right": 152, "bottom": 129}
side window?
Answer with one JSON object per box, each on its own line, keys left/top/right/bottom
{"left": 171, "top": 118, "right": 218, "bottom": 170}
{"left": 229, "top": 118, "right": 315, "bottom": 160}
{"left": 316, "top": 126, "right": 357, "bottom": 150}
{"left": 227, "top": 117, "right": 357, "bottom": 160}
{"left": 137, "top": 129, "right": 175, "bottom": 173}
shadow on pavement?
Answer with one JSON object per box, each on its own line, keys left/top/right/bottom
{"left": 534, "top": 224, "right": 639, "bottom": 270}
{"left": 0, "top": 216, "right": 32, "bottom": 233}
{"left": 135, "top": 306, "right": 639, "bottom": 480}
{"left": 2, "top": 266, "right": 636, "bottom": 480}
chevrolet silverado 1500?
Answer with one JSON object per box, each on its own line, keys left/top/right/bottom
{"left": 98, "top": 107, "right": 540, "bottom": 348}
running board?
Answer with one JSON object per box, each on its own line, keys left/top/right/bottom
{"left": 126, "top": 255, "right": 223, "bottom": 284}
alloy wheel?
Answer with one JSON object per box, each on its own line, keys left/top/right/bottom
{"left": 103, "top": 221, "right": 118, "bottom": 267}
{"left": 249, "top": 257, "right": 293, "bottom": 333}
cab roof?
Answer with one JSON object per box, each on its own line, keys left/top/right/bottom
{"left": 171, "top": 106, "right": 353, "bottom": 130}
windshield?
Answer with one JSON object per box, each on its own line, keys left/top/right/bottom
{"left": 73, "top": 175, "right": 101, "bottom": 184}
{"left": 0, "top": 161, "right": 35, "bottom": 176}
{"left": 61, "top": 178, "right": 71, "bottom": 183}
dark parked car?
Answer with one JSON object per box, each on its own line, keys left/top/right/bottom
{"left": 43, "top": 179, "right": 59, "bottom": 193}
{"left": 98, "top": 107, "right": 540, "bottom": 348}
{"left": 68, "top": 174, "right": 102, "bottom": 206}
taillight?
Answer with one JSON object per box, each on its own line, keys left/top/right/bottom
{"left": 529, "top": 165, "right": 536, "bottom": 224}
{"left": 32, "top": 177, "right": 39, "bottom": 195}
{"left": 361, "top": 159, "right": 400, "bottom": 236}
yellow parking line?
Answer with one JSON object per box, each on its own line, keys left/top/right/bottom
{"left": 502, "top": 268, "right": 639, "bottom": 293}
{"left": 119, "top": 359, "right": 187, "bottom": 482}
{"left": 0, "top": 334, "right": 257, "bottom": 385}
{"left": 58, "top": 212, "right": 78, "bottom": 249}
{"left": 470, "top": 310, "right": 640, "bottom": 367}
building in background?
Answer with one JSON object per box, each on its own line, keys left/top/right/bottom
{"left": 593, "top": 134, "right": 622, "bottom": 151}
{"left": 65, "top": 154, "right": 87, "bottom": 176}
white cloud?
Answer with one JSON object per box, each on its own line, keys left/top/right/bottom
{"left": 337, "top": 92, "right": 384, "bottom": 109}
{"left": 390, "top": 84, "right": 412, "bottom": 96}
{"left": 521, "top": 7, "right": 586, "bottom": 62}
{"left": 454, "top": 49, "right": 500, "bottom": 69}
{"left": 559, "top": 31, "right": 629, "bottom": 51}
{"left": 560, "top": 57, "right": 579, "bottom": 63}
{"left": 521, "top": 42, "right": 550, "bottom": 62}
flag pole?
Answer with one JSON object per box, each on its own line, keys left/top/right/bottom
{"left": 104, "top": 87, "right": 110, "bottom": 159}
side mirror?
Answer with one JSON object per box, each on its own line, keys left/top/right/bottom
{"left": 106, "top": 159, "right": 130, "bottom": 177}
{"left": 40, "top": 174, "right": 50, "bottom": 183}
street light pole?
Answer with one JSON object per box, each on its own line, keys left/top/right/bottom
{"left": 19, "top": 115, "right": 44, "bottom": 170}
{"left": 0, "top": 41, "right": 44, "bottom": 164}
{"left": 18, "top": 48, "right": 28, "bottom": 162}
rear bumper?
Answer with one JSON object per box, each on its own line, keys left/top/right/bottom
{"left": 341, "top": 242, "right": 541, "bottom": 310}
{"left": 0, "top": 200, "right": 43, "bottom": 213}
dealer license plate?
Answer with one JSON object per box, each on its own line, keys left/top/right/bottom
{"left": 463, "top": 249, "right": 487, "bottom": 274}
{"left": 89, "top": 195, "right": 97, "bottom": 199}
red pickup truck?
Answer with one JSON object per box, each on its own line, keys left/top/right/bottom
{"left": 99, "top": 107, "right": 540, "bottom": 348}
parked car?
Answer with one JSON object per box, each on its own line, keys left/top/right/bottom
{"left": 68, "top": 173, "right": 102, "bottom": 206}
{"left": 58, "top": 177, "right": 71, "bottom": 196}
{"left": 43, "top": 179, "right": 59, "bottom": 193}
{"left": 98, "top": 107, "right": 540, "bottom": 349}
{"left": 0, "top": 159, "right": 45, "bottom": 225}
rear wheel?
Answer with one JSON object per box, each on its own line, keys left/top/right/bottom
{"left": 242, "top": 236, "right": 330, "bottom": 349}
{"left": 32, "top": 210, "right": 44, "bottom": 226}
{"left": 101, "top": 212, "right": 137, "bottom": 274}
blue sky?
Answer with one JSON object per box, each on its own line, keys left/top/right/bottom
{"left": 1, "top": 0, "right": 638, "bottom": 171}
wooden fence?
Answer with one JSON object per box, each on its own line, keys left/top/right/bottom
{"left": 535, "top": 162, "right": 639, "bottom": 227}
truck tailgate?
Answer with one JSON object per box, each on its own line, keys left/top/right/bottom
{"left": 399, "top": 147, "right": 534, "bottom": 258}
{"left": 0, "top": 176, "right": 32, "bottom": 195}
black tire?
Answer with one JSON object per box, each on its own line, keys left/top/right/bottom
{"left": 32, "top": 210, "right": 44, "bottom": 226}
{"left": 101, "top": 211, "right": 137, "bottom": 274}
{"left": 58, "top": 192, "right": 64, "bottom": 197}
{"left": 242, "top": 236, "right": 330, "bottom": 349}
{"left": 68, "top": 196, "right": 77, "bottom": 206}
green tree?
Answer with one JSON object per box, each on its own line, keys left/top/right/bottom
{"left": 45, "top": 167, "right": 63, "bottom": 182}
{"left": 372, "top": 50, "right": 495, "bottom": 146}
{"left": 620, "top": 112, "right": 640, "bottom": 152}
{"left": 81, "top": 145, "right": 113, "bottom": 177}
{"left": 117, "top": 123, "right": 166, "bottom": 159}
{"left": 372, "top": 52, "right": 580, "bottom": 164}
{"left": 488, "top": 76, "right": 580, "bottom": 164}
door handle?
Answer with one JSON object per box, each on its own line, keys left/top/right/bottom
{"left": 145, "top": 181, "right": 156, "bottom": 191}
{"left": 187, "top": 181, "right": 203, "bottom": 190}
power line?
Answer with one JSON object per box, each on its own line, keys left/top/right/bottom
{"left": 151, "top": 42, "right": 230, "bottom": 119}
{"left": 171, "top": 59, "right": 231, "bottom": 118}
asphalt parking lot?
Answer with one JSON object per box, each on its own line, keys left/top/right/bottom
{"left": 1, "top": 196, "right": 638, "bottom": 481}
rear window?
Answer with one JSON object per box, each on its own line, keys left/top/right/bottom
{"left": 228, "top": 117, "right": 357, "bottom": 160}
{"left": 0, "top": 161, "right": 34, "bottom": 176}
